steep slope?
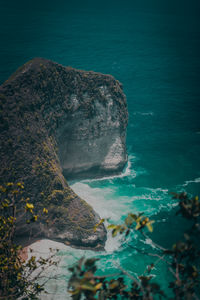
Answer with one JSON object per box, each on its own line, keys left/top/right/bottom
{"left": 0, "top": 58, "right": 128, "bottom": 249}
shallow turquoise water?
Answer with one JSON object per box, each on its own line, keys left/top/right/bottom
{"left": 1, "top": 0, "right": 200, "bottom": 297}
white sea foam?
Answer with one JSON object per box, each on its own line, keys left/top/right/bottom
{"left": 143, "top": 238, "right": 156, "bottom": 249}
{"left": 182, "top": 177, "right": 200, "bottom": 187}
{"left": 26, "top": 156, "right": 172, "bottom": 299}
{"left": 27, "top": 239, "right": 69, "bottom": 260}
{"left": 80, "top": 154, "right": 136, "bottom": 183}
{"left": 105, "top": 230, "right": 124, "bottom": 253}
{"left": 71, "top": 181, "right": 130, "bottom": 221}
{"left": 25, "top": 240, "right": 71, "bottom": 300}
{"left": 70, "top": 155, "right": 139, "bottom": 221}
{"left": 130, "top": 188, "right": 169, "bottom": 207}
{"left": 145, "top": 187, "right": 169, "bottom": 194}
{"left": 71, "top": 170, "right": 170, "bottom": 225}
{"left": 132, "top": 111, "right": 154, "bottom": 116}
{"left": 26, "top": 239, "right": 100, "bottom": 300}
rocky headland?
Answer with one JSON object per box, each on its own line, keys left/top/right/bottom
{"left": 0, "top": 58, "right": 128, "bottom": 249}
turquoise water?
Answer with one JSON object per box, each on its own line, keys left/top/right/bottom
{"left": 1, "top": 0, "right": 200, "bottom": 297}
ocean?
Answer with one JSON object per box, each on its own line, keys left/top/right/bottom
{"left": 1, "top": 0, "right": 200, "bottom": 298}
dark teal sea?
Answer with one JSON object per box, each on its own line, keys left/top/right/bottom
{"left": 1, "top": 0, "right": 200, "bottom": 298}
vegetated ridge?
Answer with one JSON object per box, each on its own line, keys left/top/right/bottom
{"left": 0, "top": 58, "right": 128, "bottom": 249}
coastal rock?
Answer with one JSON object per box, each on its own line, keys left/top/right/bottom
{"left": 0, "top": 58, "right": 128, "bottom": 249}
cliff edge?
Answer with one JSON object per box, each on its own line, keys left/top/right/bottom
{"left": 0, "top": 58, "right": 128, "bottom": 249}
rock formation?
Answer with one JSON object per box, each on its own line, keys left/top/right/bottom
{"left": 0, "top": 58, "right": 128, "bottom": 249}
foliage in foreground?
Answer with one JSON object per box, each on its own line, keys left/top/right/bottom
{"left": 68, "top": 193, "right": 200, "bottom": 299}
{"left": 0, "top": 183, "right": 58, "bottom": 300}
{"left": 1, "top": 182, "right": 200, "bottom": 299}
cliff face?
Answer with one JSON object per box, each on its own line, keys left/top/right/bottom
{"left": 0, "top": 58, "right": 128, "bottom": 249}
{"left": 58, "top": 84, "right": 127, "bottom": 179}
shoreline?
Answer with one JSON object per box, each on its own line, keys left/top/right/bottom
{"left": 18, "top": 237, "right": 105, "bottom": 263}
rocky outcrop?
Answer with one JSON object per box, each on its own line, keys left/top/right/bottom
{"left": 0, "top": 58, "right": 128, "bottom": 249}
{"left": 58, "top": 84, "right": 128, "bottom": 179}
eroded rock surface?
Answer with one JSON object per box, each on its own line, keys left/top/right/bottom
{"left": 0, "top": 58, "right": 128, "bottom": 249}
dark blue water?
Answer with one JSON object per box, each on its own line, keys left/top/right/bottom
{"left": 1, "top": 0, "right": 200, "bottom": 297}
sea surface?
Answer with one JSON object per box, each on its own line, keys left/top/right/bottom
{"left": 1, "top": 0, "right": 200, "bottom": 298}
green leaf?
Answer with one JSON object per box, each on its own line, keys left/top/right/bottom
{"left": 112, "top": 228, "right": 118, "bottom": 237}
{"left": 81, "top": 282, "right": 96, "bottom": 292}
{"left": 109, "top": 280, "right": 119, "bottom": 289}
{"left": 95, "top": 282, "right": 102, "bottom": 290}
{"left": 135, "top": 223, "right": 141, "bottom": 230}
{"left": 107, "top": 224, "right": 117, "bottom": 230}
{"left": 146, "top": 221, "right": 154, "bottom": 232}
{"left": 68, "top": 289, "right": 80, "bottom": 296}
{"left": 94, "top": 218, "right": 105, "bottom": 232}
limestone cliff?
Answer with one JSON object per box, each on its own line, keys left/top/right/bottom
{"left": 0, "top": 58, "right": 128, "bottom": 249}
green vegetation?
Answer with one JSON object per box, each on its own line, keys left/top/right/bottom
{"left": 0, "top": 183, "right": 58, "bottom": 299}
{"left": 1, "top": 183, "right": 200, "bottom": 299}
{"left": 68, "top": 193, "right": 200, "bottom": 299}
